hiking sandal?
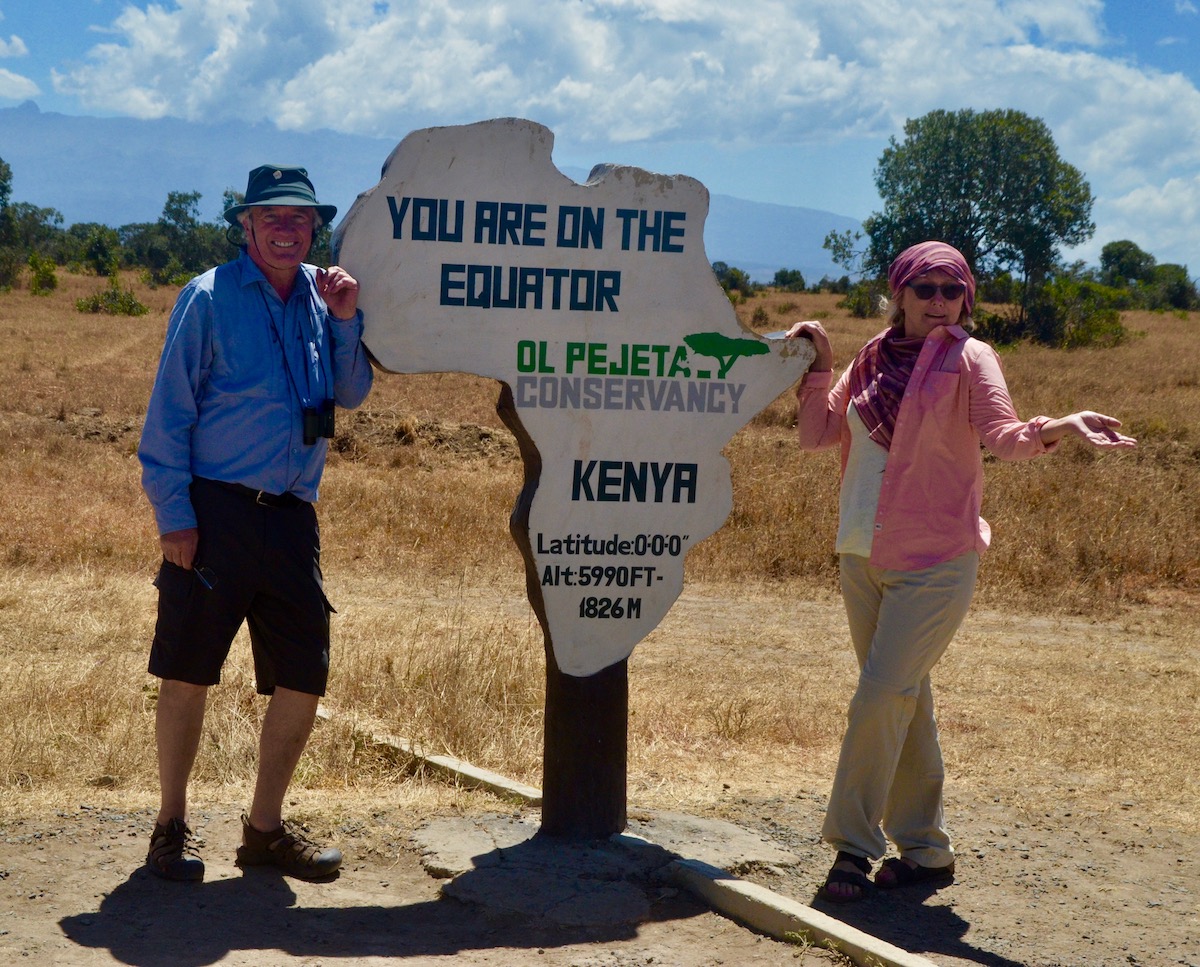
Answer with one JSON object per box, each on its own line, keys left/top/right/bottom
{"left": 819, "top": 850, "right": 872, "bottom": 903}
{"left": 875, "top": 855, "right": 955, "bottom": 889}
{"left": 235, "top": 814, "right": 342, "bottom": 880}
{"left": 146, "top": 817, "right": 205, "bottom": 881}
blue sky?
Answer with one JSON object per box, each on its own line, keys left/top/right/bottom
{"left": 1, "top": 0, "right": 1197, "bottom": 271}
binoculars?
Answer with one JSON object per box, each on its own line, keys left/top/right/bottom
{"left": 303, "top": 400, "right": 336, "bottom": 445}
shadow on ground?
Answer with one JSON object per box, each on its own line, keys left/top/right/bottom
{"left": 810, "top": 878, "right": 1025, "bottom": 967}
{"left": 58, "top": 831, "right": 705, "bottom": 967}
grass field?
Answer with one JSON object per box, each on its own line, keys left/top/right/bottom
{"left": 0, "top": 270, "right": 1196, "bottom": 832}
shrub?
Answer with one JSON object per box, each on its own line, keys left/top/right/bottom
{"left": 141, "top": 255, "right": 190, "bottom": 289}
{"left": 1142, "top": 264, "right": 1200, "bottom": 311}
{"left": 28, "top": 253, "right": 57, "bottom": 296}
{"left": 1028, "top": 277, "right": 1128, "bottom": 348}
{"left": 76, "top": 272, "right": 149, "bottom": 316}
{"left": 0, "top": 246, "right": 21, "bottom": 289}
{"left": 83, "top": 226, "right": 122, "bottom": 276}
{"left": 977, "top": 272, "right": 1019, "bottom": 304}
{"left": 837, "top": 280, "right": 886, "bottom": 319}
{"left": 972, "top": 306, "right": 1027, "bottom": 345}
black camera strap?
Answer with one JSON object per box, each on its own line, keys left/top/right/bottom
{"left": 258, "top": 280, "right": 328, "bottom": 411}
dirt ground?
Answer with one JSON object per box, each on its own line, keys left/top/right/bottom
{"left": 0, "top": 780, "right": 1196, "bottom": 967}
{"left": 0, "top": 803, "right": 840, "bottom": 967}
{"left": 725, "top": 788, "right": 1198, "bottom": 967}
{"left": 1, "top": 592, "right": 1197, "bottom": 967}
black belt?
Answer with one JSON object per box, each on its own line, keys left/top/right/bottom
{"left": 202, "top": 478, "right": 307, "bottom": 509}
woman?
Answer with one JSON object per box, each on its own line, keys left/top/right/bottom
{"left": 787, "top": 241, "right": 1135, "bottom": 903}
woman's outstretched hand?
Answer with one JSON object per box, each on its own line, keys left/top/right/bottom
{"left": 1040, "top": 411, "right": 1137, "bottom": 449}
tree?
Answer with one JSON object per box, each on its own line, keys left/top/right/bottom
{"left": 710, "top": 261, "right": 755, "bottom": 299}
{"left": 1028, "top": 267, "right": 1127, "bottom": 348}
{"left": 81, "top": 225, "right": 122, "bottom": 275}
{"left": 117, "top": 190, "right": 232, "bottom": 285}
{"left": 771, "top": 268, "right": 806, "bottom": 292}
{"left": 158, "top": 190, "right": 229, "bottom": 276}
{"left": 160, "top": 191, "right": 202, "bottom": 252}
{"left": 119, "top": 220, "right": 176, "bottom": 284}
{"left": 0, "top": 159, "right": 65, "bottom": 263}
{"left": 5, "top": 202, "right": 64, "bottom": 255}
{"left": 821, "top": 229, "right": 882, "bottom": 316}
{"left": 823, "top": 229, "right": 864, "bottom": 276}
{"left": 864, "top": 109, "right": 1094, "bottom": 318}
{"left": 0, "top": 155, "right": 18, "bottom": 287}
{"left": 1100, "top": 240, "right": 1156, "bottom": 287}
{"left": 1147, "top": 264, "right": 1200, "bottom": 311}
{"left": 1092, "top": 241, "right": 1197, "bottom": 310}
{"left": 0, "top": 156, "right": 11, "bottom": 214}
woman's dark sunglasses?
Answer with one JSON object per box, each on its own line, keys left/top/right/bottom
{"left": 908, "top": 282, "right": 966, "bottom": 300}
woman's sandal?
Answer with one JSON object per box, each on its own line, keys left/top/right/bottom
{"left": 874, "top": 856, "right": 955, "bottom": 889}
{"left": 819, "top": 851, "right": 873, "bottom": 904}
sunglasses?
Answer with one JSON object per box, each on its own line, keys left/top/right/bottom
{"left": 907, "top": 282, "right": 966, "bottom": 301}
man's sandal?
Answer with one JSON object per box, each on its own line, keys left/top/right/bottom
{"left": 819, "top": 850, "right": 872, "bottom": 903}
{"left": 235, "top": 814, "right": 342, "bottom": 880}
{"left": 146, "top": 817, "right": 205, "bottom": 881}
{"left": 874, "top": 856, "right": 955, "bottom": 889}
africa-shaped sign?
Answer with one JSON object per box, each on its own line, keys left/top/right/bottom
{"left": 334, "top": 118, "right": 814, "bottom": 676}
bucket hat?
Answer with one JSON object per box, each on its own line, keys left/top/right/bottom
{"left": 223, "top": 164, "right": 337, "bottom": 226}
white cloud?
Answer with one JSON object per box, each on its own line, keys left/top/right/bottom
{"left": 0, "top": 34, "right": 28, "bottom": 58}
{"left": 1099, "top": 173, "right": 1200, "bottom": 263}
{"left": 968, "top": 45, "right": 1200, "bottom": 179}
{"left": 43, "top": 0, "right": 1145, "bottom": 148}
{"left": 1001, "top": 0, "right": 1105, "bottom": 45}
{"left": 54, "top": 0, "right": 348, "bottom": 121}
{"left": 44, "top": 0, "right": 1200, "bottom": 266}
{"left": 0, "top": 65, "right": 37, "bottom": 99}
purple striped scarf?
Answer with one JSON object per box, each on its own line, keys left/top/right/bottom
{"left": 847, "top": 329, "right": 927, "bottom": 450}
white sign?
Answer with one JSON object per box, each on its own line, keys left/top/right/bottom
{"left": 335, "top": 118, "right": 813, "bottom": 676}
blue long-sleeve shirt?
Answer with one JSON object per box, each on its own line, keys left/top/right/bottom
{"left": 138, "top": 250, "right": 374, "bottom": 535}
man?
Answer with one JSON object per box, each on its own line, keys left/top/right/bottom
{"left": 138, "top": 164, "right": 374, "bottom": 881}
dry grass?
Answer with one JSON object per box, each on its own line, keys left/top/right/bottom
{"left": 1, "top": 272, "right": 1197, "bottom": 834}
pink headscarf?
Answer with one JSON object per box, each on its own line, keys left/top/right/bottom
{"left": 888, "top": 241, "right": 976, "bottom": 316}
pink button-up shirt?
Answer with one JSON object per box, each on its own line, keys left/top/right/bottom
{"left": 797, "top": 324, "right": 1054, "bottom": 571}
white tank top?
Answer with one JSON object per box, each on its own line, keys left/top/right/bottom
{"left": 836, "top": 403, "right": 889, "bottom": 557}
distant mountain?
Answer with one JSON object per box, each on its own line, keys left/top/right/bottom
{"left": 0, "top": 101, "right": 859, "bottom": 282}
{"left": 705, "top": 193, "right": 860, "bottom": 283}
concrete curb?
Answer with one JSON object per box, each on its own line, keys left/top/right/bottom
{"left": 321, "top": 705, "right": 930, "bottom": 967}
{"left": 671, "top": 858, "right": 939, "bottom": 967}
{"left": 316, "top": 704, "right": 543, "bottom": 803}
{"left": 379, "top": 732, "right": 545, "bottom": 805}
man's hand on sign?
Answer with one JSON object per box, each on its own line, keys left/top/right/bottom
{"left": 317, "top": 266, "right": 360, "bottom": 321}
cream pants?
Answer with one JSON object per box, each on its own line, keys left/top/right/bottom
{"left": 822, "top": 551, "right": 978, "bottom": 866}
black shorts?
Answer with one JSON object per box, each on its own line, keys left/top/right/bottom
{"left": 148, "top": 477, "right": 333, "bottom": 696}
